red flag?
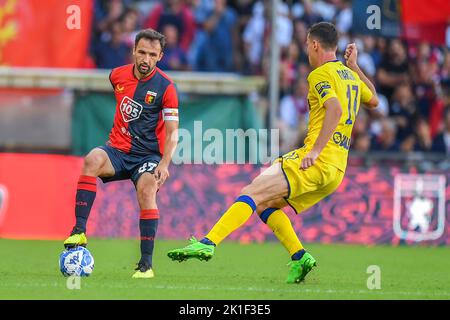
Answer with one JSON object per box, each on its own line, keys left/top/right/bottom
{"left": 0, "top": 0, "right": 93, "bottom": 68}
{"left": 401, "top": 0, "right": 450, "bottom": 45}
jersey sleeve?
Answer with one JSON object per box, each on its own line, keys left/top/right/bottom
{"left": 162, "top": 83, "right": 179, "bottom": 121}
{"left": 360, "top": 80, "right": 373, "bottom": 104}
{"left": 109, "top": 68, "right": 117, "bottom": 90}
{"left": 309, "top": 70, "right": 338, "bottom": 107}
{"left": 108, "top": 71, "right": 114, "bottom": 89}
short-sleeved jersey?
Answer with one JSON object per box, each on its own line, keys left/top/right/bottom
{"left": 304, "top": 60, "right": 372, "bottom": 172}
{"left": 108, "top": 64, "right": 179, "bottom": 157}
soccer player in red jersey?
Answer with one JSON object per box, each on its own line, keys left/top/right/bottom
{"left": 64, "top": 29, "right": 179, "bottom": 278}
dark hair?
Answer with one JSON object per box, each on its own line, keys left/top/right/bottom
{"left": 308, "top": 22, "right": 338, "bottom": 50}
{"left": 134, "top": 28, "right": 166, "bottom": 51}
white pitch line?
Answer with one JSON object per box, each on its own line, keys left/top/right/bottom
{"left": 1, "top": 281, "right": 449, "bottom": 298}
{"left": 144, "top": 284, "right": 450, "bottom": 297}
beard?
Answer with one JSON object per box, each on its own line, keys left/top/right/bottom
{"left": 137, "top": 62, "right": 151, "bottom": 75}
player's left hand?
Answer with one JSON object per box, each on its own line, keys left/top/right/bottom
{"left": 155, "top": 162, "right": 170, "bottom": 187}
{"left": 344, "top": 43, "right": 358, "bottom": 69}
{"left": 300, "top": 150, "right": 319, "bottom": 170}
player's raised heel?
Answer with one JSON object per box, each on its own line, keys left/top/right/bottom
{"left": 286, "top": 252, "right": 317, "bottom": 284}
{"left": 167, "top": 237, "right": 215, "bottom": 262}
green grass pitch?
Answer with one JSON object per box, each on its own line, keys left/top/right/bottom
{"left": 0, "top": 239, "right": 449, "bottom": 300}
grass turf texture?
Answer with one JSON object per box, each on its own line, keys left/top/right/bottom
{"left": 0, "top": 239, "right": 449, "bottom": 300}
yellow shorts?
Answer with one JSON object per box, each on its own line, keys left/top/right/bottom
{"left": 274, "top": 149, "right": 345, "bottom": 214}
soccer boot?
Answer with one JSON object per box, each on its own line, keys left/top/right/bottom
{"left": 132, "top": 262, "right": 154, "bottom": 279}
{"left": 63, "top": 226, "right": 88, "bottom": 249}
{"left": 167, "top": 236, "right": 215, "bottom": 262}
{"left": 286, "top": 252, "right": 317, "bottom": 284}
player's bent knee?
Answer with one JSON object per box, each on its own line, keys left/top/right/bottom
{"left": 137, "top": 184, "right": 158, "bottom": 201}
{"left": 240, "top": 184, "right": 265, "bottom": 207}
{"left": 83, "top": 153, "right": 106, "bottom": 173}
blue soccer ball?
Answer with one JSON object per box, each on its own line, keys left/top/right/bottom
{"left": 59, "top": 247, "right": 94, "bottom": 277}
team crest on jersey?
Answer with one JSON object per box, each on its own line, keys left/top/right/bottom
{"left": 120, "top": 96, "right": 143, "bottom": 122}
{"left": 145, "top": 91, "right": 157, "bottom": 104}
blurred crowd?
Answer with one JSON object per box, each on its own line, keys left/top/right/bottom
{"left": 91, "top": 0, "right": 450, "bottom": 156}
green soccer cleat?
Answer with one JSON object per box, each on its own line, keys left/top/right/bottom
{"left": 286, "top": 252, "right": 317, "bottom": 284}
{"left": 167, "top": 237, "right": 215, "bottom": 262}
{"left": 132, "top": 262, "right": 154, "bottom": 279}
{"left": 63, "top": 227, "right": 88, "bottom": 249}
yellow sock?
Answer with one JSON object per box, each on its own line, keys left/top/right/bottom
{"left": 205, "top": 196, "right": 256, "bottom": 245}
{"left": 264, "top": 209, "right": 303, "bottom": 256}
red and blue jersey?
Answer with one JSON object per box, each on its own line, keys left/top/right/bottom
{"left": 108, "top": 64, "right": 179, "bottom": 157}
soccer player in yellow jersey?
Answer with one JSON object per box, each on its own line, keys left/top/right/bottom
{"left": 168, "top": 22, "right": 379, "bottom": 283}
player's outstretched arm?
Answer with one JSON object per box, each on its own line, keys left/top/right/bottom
{"left": 344, "top": 43, "right": 379, "bottom": 109}
{"left": 301, "top": 97, "right": 342, "bottom": 170}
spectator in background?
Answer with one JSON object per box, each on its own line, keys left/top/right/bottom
{"left": 428, "top": 91, "right": 446, "bottom": 139}
{"left": 441, "top": 51, "right": 450, "bottom": 83}
{"left": 297, "top": 62, "right": 311, "bottom": 80}
{"left": 94, "top": 0, "right": 125, "bottom": 40}
{"left": 371, "top": 37, "right": 387, "bottom": 68}
{"left": 93, "top": 20, "right": 131, "bottom": 69}
{"left": 371, "top": 118, "right": 400, "bottom": 152}
{"left": 432, "top": 107, "right": 450, "bottom": 154}
{"left": 229, "top": 0, "right": 256, "bottom": 71}
{"left": 292, "top": 19, "right": 309, "bottom": 64}
{"left": 355, "top": 38, "right": 376, "bottom": 79}
{"left": 402, "top": 117, "right": 433, "bottom": 152}
{"left": 143, "top": 0, "right": 195, "bottom": 52}
{"left": 241, "top": 1, "right": 265, "bottom": 74}
{"left": 230, "top": 0, "right": 255, "bottom": 30}
{"left": 291, "top": 0, "right": 322, "bottom": 26}
{"left": 159, "top": 24, "right": 189, "bottom": 71}
{"left": 389, "top": 83, "right": 417, "bottom": 142}
{"left": 121, "top": 7, "right": 140, "bottom": 48}
{"left": 280, "top": 42, "right": 300, "bottom": 95}
{"left": 352, "top": 109, "right": 372, "bottom": 152}
{"left": 243, "top": 1, "right": 292, "bottom": 75}
{"left": 447, "top": 20, "right": 450, "bottom": 49}
{"left": 361, "top": 35, "right": 381, "bottom": 68}
{"left": 267, "top": 1, "right": 293, "bottom": 52}
{"left": 411, "top": 42, "right": 442, "bottom": 120}
{"left": 352, "top": 108, "right": 369, "bottom": 139}
{"left": 311, "top": 0, "right": 337, "bottom": 21}
{"left": 191, "top": 0, "right": 238, "bottom": 72}
{"left": 377, "top": 39, "right": 409, "bottom": 101}
{"left": 278, "top": 78, "right": 309, "bottom": 153}
{"left": 413, "top": 118, "right": 433, "bottom": 152}
{"left": 367, "top": 92, "right": 389, "bottom": 137}
{"left": 432, "top": 62, "right": 450, "bottom": 137}
{"left": 353, "top": 133, "right": 371, "bottom": 152}
{"left": 335, "top": 0, "right": 353, "bottom": 34}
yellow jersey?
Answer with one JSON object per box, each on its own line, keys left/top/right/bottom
{"left": 303, "top": 60, "right": 373, "bottom": 172}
